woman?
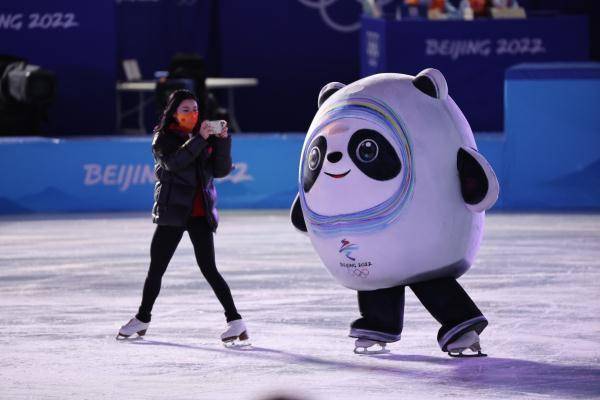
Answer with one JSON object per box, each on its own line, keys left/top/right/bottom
{"left": 117, "top": 89, "right": 248, "bottom": 345}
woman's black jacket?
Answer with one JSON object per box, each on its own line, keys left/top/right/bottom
{"left": 151, "top": 128, "right": 232, "bottom": 231}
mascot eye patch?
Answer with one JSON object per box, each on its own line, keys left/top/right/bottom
{"left": 303, "top": 135, "right": 327, "bottom": 193}
{"left": 348, "top": 129, "right": 401, "bottom": 181}
{"left": 308, "top": 147, "right": 321, "bottom": 171}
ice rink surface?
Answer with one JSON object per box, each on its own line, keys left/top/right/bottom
{"left": 0, "top": 211, "right": 599, "bottom": 400}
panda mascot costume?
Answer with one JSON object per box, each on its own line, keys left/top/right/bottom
{"left": 290, "top": 69, "right": 499, "bottom": 356}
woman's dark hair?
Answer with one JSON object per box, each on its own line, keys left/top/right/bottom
{"left": 155, "top": 89, "right": 201, "bottom": 134}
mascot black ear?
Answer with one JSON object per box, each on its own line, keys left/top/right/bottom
{"left": 412, "top": 68, "right": 448, "bottom": 100}
{"left": 318, "top": 82, "right": 345, "bottom": 108}
{"left": 457, "top": 147, "right": 500, "bottom": 212}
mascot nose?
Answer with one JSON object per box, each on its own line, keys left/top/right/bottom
{"left": 327, "top": 151, "right": 343, "bottom": 163}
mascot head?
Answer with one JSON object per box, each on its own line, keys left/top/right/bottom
{"left": 291, "top": 69, "right": 499, "bottom": 290}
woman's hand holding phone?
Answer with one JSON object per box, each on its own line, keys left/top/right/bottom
{"left": 217, "top": 124, "right": 228, "bottom": 139}
{"left": 199, "top": 121, "right": 212, "bottom": 140}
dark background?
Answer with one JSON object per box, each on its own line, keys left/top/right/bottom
{"left": 0, "top": 0, "right": 598, "bottom": 135}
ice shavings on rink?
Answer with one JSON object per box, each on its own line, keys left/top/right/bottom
{"left": 0, "top": 211, "right": 599, "bottom": 399}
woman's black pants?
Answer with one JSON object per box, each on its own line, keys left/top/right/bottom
{"left": 136, "top": 217, "right": 241, "bottom": 324}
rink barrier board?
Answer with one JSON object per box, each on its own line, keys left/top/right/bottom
{"left": 0, "top": 134, "right": 305, "bottom": 214}
{"left": 0, "top": 63, "right": 599, "bottom": 213}
{"left": 500, "top": 63, "right": 600, "bottom": 209}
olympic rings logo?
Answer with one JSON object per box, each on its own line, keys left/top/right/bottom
{"left": 352, "top": 268, "right": 370, "bottom": 278}
{"left": 297, "top": 0, "right": 395, "bottom": 33}
{"left": 341, "top": 264, "right": 370, "bottom": 278}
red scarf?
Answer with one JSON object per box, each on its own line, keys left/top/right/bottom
{"left": 167, "top": 123, "right": 191, "bottom": 139}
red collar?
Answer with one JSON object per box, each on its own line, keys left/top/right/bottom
{"left": 167, "top": 123, "right": 192, "bottom": 139}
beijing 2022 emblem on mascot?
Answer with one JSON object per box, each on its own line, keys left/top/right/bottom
{"left": 290, "top": 69, "right": 499, "bottom": 356}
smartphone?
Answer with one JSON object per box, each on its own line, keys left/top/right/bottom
{"left": 206, "top": 120, "right": 227, "bottom": 135}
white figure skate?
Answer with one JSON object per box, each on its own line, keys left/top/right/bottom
{"left": 116, "top": 317, "right": 149, "bottom": 340}
{"left": 447, "top": 330, "right": 486, "bottom": 357}
{"left": 221, "top": 319, "right": 250, "bottom": 348}
{"left": 353, "top": 338, "right": 390, "bottom": 355}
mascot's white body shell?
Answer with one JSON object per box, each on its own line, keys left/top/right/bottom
{"left": 296, "top": 71, "right": 498, "bottom": 291}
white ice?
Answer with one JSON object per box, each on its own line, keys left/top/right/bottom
{"left": 0, "top": 211, "right": 599, "bottom": 400}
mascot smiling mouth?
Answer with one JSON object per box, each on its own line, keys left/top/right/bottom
{"left": 324, "top": 170, "right": 350, "bottom": 179}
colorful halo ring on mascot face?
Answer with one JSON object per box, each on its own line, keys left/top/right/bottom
{"left": 299, "top": 96, "right": 414, "bottom": 236}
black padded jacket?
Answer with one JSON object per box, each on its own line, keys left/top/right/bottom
{"left": 151, "top": 128, "right": 232, "bottom": 231}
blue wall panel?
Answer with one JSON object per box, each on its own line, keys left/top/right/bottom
{"left": 502, "top": 64, "right": 600, "bottom": 209}
{"left": 0, "top": 134, "right": 305, "bottom": 214}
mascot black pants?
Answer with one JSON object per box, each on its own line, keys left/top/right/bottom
{"left": 136, "top": 217, "right": 241, "bottom": 324}
{"left": 350, "top": 277, "right": 487, "bottom": 351}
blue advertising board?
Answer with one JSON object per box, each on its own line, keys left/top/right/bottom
{"left": 0, "top": 134, "right": 305, "bottom": 214}
{"left": 360, "top": 16, "right": 590, "bottom": 131}
{"left": 0, "top": 0, "right": 117, "bottom": 134}
{"left": 501, "top": 63, "right": 600, "bottom": 209}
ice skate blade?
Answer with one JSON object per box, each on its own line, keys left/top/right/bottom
{"left": 448, "top": 350, "right": 487, "bottom": 358}
{"left": 115, "top": 334, "right": 144, "bottom": 342}
{"left": 354, "top": 343, "right": 389, "bottom": 355}
{"left": 116, "top": 329, "right": 146, "bottom": 341}
{"left": 354, "top": 347, "right": 390, "bottom": 355}
{"left": 222, "top": 339, "right": 252, "bottom": 349}
{"left": 447, "top": 340, "right": 486, "bottom": 357}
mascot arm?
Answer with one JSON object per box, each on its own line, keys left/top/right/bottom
{"left": 457, "top": 147, "right": 500, "bottom": 212}
{"left": 290, "top": 193, "right": 308, "bottom": 233}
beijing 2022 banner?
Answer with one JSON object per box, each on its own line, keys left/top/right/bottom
{"left": 0, "top": 0, "right": 117, "bottom": 134}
